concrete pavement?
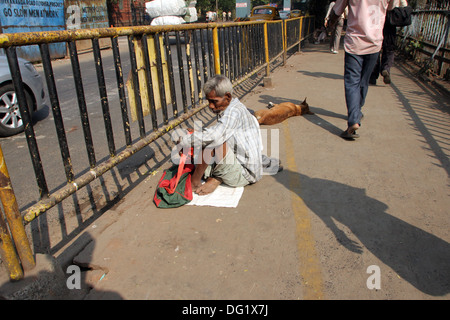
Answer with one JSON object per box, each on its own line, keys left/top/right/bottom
{"left": 1, "top": 41, "right": 449, "bottom": 301}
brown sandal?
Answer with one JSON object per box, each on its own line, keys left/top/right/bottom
{"left": 340, "top": 129, "right": 360, "bottom": 139}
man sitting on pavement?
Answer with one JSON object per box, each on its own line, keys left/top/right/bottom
{"left": 178, "top": 75, "right": 264, "bottom": 195}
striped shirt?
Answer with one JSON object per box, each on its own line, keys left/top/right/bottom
{"left": 181, "top": 97, "right": 263, "bottom": 183}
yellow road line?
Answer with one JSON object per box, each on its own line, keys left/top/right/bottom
{"left": 282, "top": 122, "right": 325, "bottom": 300}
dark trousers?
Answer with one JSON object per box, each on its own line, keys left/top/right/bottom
{"left": 381, "top": 21, "right": 397, "bottom": 73}
{"left": 371, "top": 19, "right": 397, "bottom": 81}
{"left": 344, "top": 52, "right": 380, "bottom": 127}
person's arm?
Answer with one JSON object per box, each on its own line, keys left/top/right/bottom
{"left": 324, "top": 2, "right": 335, "bottom": 27}
{"left": 328, "top": 0, "right": 348, "bottom": 28}
{"left": 180, "top": 108, "right": 240, "bottom": 150}
{"left": 388, "top": 0, "right": 408, "bottom": 10}
{"left": 327, "top": 10, "right": 339, "bottom": 28}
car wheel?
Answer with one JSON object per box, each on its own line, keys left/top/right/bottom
{"left": 0, "top": 83, "right": 33, "bottom": 137}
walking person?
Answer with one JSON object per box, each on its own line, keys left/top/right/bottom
{"left": 324, "top": 1, "right": 347, "bottom": 54}
{"left": 328, "top": 0, "right": 393, "bottom": 139}
{"left": 370, "top": 0, "right": 409, "bottom": 85}
{"left": 381, "top": 0, "right": 409, "bottom": 84}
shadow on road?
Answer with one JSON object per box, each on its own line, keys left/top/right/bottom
{"left": 297, "top": 70, "right": 344, "bottom": 80}
{"left": 274, "top": 169, "right": 450, "bottom": 297}
{"left": 0, "top": 233, "right": 122, "bottom": 300}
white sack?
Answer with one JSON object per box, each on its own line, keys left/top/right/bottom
{"left": 145, "top": 0, "right": 187, "bottom": 18}
{"left": 184, "top": 7, "right": 198, "bottom": 22}
{"left": 151, "top": 16, "right": 186, "bottom": 26}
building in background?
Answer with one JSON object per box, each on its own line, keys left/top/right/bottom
{"left": 66, "top": 0, "right": 110, "bottom": 52}
{"left": 282, "top": 0, "right": 291, "bottom": 11}
{"left": 107, "top": 0, "right": 148, "bottom": 27}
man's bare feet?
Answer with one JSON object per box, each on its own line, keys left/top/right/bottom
{"left": 192, "top": 177, "right": 222, "bottom": 195}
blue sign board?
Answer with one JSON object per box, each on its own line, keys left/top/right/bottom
{"left": 0, "top": 0, "right": 66, "bottom": 61}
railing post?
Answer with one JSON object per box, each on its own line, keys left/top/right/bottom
{"left": 0, "top": 145, "right": 35, "bottom": 273}
{"left": 264, "top": 22, "right": 270, "bottom": 77}
{"left": 299, "top": 16, "right": 304, "bottom": 51}
{"left": 0, "top": 206, "right": 23, "bottom": 281}
{"left": 213, "top": 25, "right": 221, "bottom": 75}
{"left": 263, "top": 22, "right": 273, "bottom": 87}
{"left": 283, "top": 20, "right": 287, "bottom": 66}
{"left": 5, "top": 47, "right": 49, "bottom": 200}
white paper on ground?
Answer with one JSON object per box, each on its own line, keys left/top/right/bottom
{"left": 187, "top": 184, "right": 244, "bottom": 208}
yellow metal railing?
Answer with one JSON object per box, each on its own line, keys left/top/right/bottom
{"left": 0, "top": 17, "right": 314, "bottom": 281}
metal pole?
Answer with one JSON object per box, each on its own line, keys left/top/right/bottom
{"left": 111, "top": 36, "right": 133, "bottom": 146}
{"left": 175, "top": 31, "right": 189, "bottom": 113}
{"left": 39, "top": 43, "right": 74, "bottom": 183}
{"left": 68, "top": 41, "right": 96, "bottom": 168}
{"left": 185, "top": 30, "right": 196, "bottom": 108}
{"left": 164, "top": 32, "right": 179, "bottom": 117}
{"left": 92, "top": 38, "right": 116, "bottom": 156}
{"left": 299, "top": 16, "right": 304, "bottom": 51}
{"left": 5, "top": 47, "right": 49, "bottom": 199}
{"left": 264, "top": 23, "right": 270, "bottom": 77}
{"left": 0, "top": 206, "right": 23, "bottom": 280}
{"left": 139, "top": 34, "right": 157, "bottom": 131}
{"left": 154, "top": 34, "right": 169, "bottom": 123}
{"left": 0, "top": 145, "right": 35, "bottom": 272}
{"left": 213, "top": 26, "right": 221, "bottom": 75}
{"left": 283, "top": 20, "right": 287, "bottom": 66}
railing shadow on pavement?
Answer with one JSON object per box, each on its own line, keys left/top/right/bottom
{"left": 393, "top": 61, "right": 450, "bottom": 179}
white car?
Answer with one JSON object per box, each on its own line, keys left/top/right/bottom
{"left": 0, "top": 55, "right": 47, "bottom": 136}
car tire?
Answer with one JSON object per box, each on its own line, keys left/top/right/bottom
{"left": 0, "top": 83, "right": 33, "bottom": 137}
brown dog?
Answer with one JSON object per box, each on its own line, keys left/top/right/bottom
{"left": 254, "top": 99, "right": 313, "bottom": 125}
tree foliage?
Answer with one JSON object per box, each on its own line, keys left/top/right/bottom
{"left": 196, "top": 0, "right": 273, "bottom": 13}
{"left": 196, "top": 0, "right": 236, "bottom": 13}
{"left": 252, "top": 0, "right": 271, "bottom": 7}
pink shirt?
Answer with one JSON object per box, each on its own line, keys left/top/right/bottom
{"left": 333, "top": 0, "right": 391, "bottom": 55}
